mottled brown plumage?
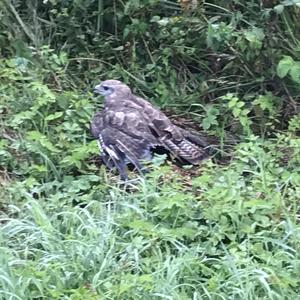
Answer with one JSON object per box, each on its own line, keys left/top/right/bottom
{"left": 91, "top": 80, "right": 210, "bottom": 179}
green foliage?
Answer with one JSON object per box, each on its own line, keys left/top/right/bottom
{"left": 1, "top": 135, "right": 300, "bottom": 299}
{"left": 277, "top": 55, "right": 300, "bottom": 83}
{"left": 1, "top": 1, "right": 300, "bottom": 299}
{"left": 0, "top": 57, "right": 97, "bottom": 181}
{"left": 1, "top": 0, "right": 300, "bottom": 128}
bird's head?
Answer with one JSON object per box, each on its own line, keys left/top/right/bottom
{"left": 93, "top": 80, "right": 131, "bottom": 97}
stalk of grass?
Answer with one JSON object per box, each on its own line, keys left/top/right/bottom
{"left": 4, "top": 0, "right": 36, "bottom": 45}
{"left": 97, "top": 0, "right": 104, "bottom": 33}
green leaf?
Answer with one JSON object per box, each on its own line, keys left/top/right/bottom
{"left": 27, "top": 131, "right": 60, "bottom": 153}
{"left": 241, "top": 108, "right": 250, "bottom": 116}
{"left": 289, "top": 62, "right": 300, "bottom": 83}
{"left": 12, "top": 110, "right": 35, "bottom": 126}
{"left": 202, "top": 106, "right": 219, "bottom": 130}
{"left": 202, "top": 114, "right": 218, "bottom": 130}
{"left": 228, "top": 98, "right": 238, "bottom": 108}
{"left": 45, "top": 112, "right": 63, "bottom": 121}
{"left": 244, "top": 27, "right": 265, "bottom": 49}
{"left": 276, "top": 56, "right": 294, "bottom": 78}
{"left": 253, "top": 95, "right": 274, "bottom": 112}
{"left": 233, "top": 107, "right": 241, "bottom": 117}
{"left": 236, "top": 101, "right": 245, "bottom": 108}
{"left": 112, "top": 46, "right": 124, "bottom": 51}
{"left": 274, "top": 4, "right": 284, "bottom": 14}
{"left": 239, "top": 116, "right": 249, "bottom": 127}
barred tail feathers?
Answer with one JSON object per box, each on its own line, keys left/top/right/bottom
{"left": 162, "top": 138, "right": 209, "bottom": 164}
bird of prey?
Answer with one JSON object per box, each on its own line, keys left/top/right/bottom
{"left": 91, "top": 80, "right": 210, "bottom": 180}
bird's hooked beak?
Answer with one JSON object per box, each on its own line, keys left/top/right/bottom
{"left": 93, "top": 84, "right": 104, "bottom": 96}
{"left": 93, "top": 84, "right": 114, "bottom": 96}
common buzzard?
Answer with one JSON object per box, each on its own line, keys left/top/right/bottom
{"left": 91, "top": 80, "right": 210, "bottom": 180}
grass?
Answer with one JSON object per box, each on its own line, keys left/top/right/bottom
{"left": 1, "top": 132, "right": 300, "bottom": 299}
{"left": 1, "top": 58, "right": 300, "bottom": 298}
{"left": 1, "top": 63, "right": 300, "bottom": 299}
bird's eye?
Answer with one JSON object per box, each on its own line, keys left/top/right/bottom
{"left": 102, "top": 86, "right": 109, "bottom": 91}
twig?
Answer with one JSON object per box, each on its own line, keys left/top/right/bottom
{"left": 97, "top": 0, "right": 103, "bottom": 32}
{"left": 4, "top": 0, "right": 36, "bottom": 44}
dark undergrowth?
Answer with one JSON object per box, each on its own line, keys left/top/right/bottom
{"left": 1, "top": 1, "right": 300, "bottom": 299}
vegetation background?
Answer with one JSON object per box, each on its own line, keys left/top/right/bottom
{"left": 1, "top": 0, "right": 300, "bottom": 299}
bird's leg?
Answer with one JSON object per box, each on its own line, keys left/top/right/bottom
{"left": 115, "top": 159, "right": 128, "bottom": 181}
{"left": 101, "top": 154, "right": 115, "bottom": 170}
{"left": 124, "top": 154, "right": 146, "bottom": 177}
{"left": 107, "top": 155, "right": 128, "bottom": 181}
{"left": 98, "top": 141, "right": 129, "bottom": 180}
{"left": 141, "top": 165, "right": 149, "bottom": 175}
{"left": 97, "top": 140, "right": 115, "bottom": 168}
{"left": 108, "top": 150, "right": 128, "bottom": 181}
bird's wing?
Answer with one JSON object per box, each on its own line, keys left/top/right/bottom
{"left": 90, "top": 111, "right": 104, "bottom": 139}
{"left": 91, "top": 109, "right": 154, "bottom": 147}
{"left": 131, "top": 96, "right": 183, "bottom": 139}
{"left": 106, "top": 108, "right": 158, "bottom": 159}
{"left": 91, "top": 108, "right": 157, "bottom": 177}
{"left": 130, "top": 96, "right": 210, "bottom": 164}
{"left": 90, "top": 111, "right": 117, "bottom": 170}
{"left": 102, "top": 126, "right": 151, "bottom": 171}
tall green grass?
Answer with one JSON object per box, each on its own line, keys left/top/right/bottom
{"left": 1, "top": 135, "right": 300, "bottom": 299}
